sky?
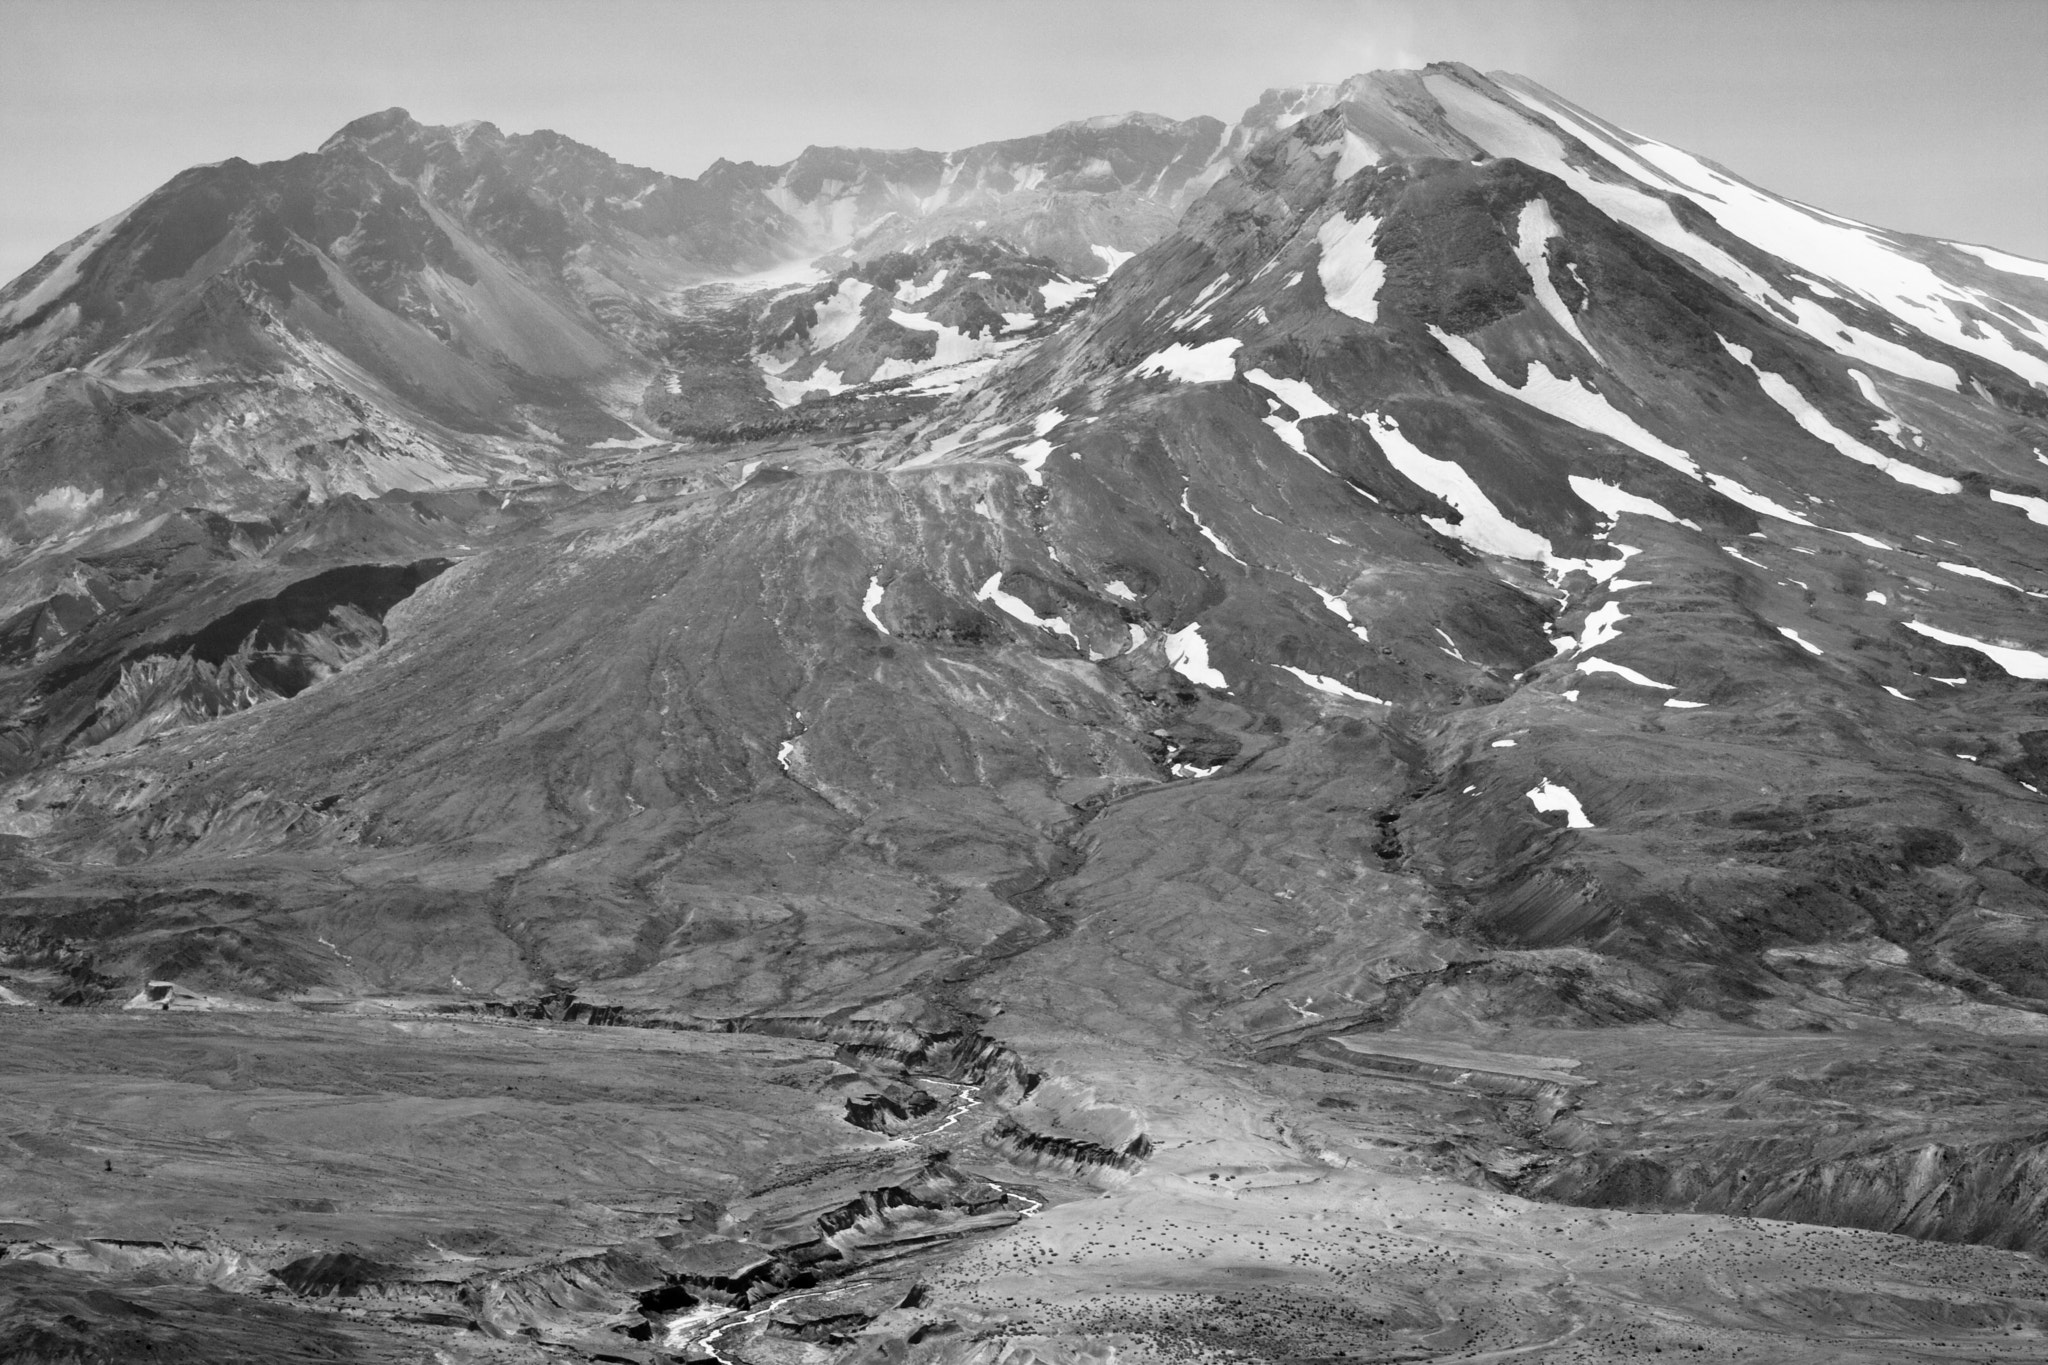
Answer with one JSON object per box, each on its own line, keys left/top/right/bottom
{"left": 1, "top": 0, "right": 2043, "bottom": 283}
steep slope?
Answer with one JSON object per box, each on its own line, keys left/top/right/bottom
{"left": 7, "top": 62, "right": 2048, "bottom": 1365}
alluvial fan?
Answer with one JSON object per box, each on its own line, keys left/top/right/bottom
{"left": 4, "top": 61, "right": 2048, "bottom": 1365}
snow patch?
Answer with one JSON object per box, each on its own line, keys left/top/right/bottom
{"left": 1317, "top": 210, "right": 1386, "bottom": 323}
{"left": 1939, "top": 561, "right": 2024, "bottom": 592}
{"left": 1722, "top": 339, "right": 1961, "bottom": 494}
{"left": 1905, "top": 620, "right": 2048, "bottom": 679}
{"left": 1514, "top": 198, "right": 1593, "bottom": 352}
{"left": 1431, "top": 326, "right": 1700, "bottom": 478}
{"left": 1244, "top": 368, "right": 1337, "bottom": 420}
{"left": 1577, "top": 657, "right": 1676, "bottom": 690}
{"left": 1568, "top": 476, "right": 1696, "bottom": 529}
{"left": 808, "top": 278, "right": 874, "bottom": 349}
{"left": 1272, "top": 664, "right": 1386, "bottom": 703}
{"left": 1138, "top": 338, "right": 1242, "bottom": 384}
{"left": 862, "top": 578, "right": 889, "bottom": 634}
{"left": 1953, "top": 242, "right": 2048, "bottom": 282}
{"left": 977, "top": 573, "right": 1077, "bottom": 645}
{"left": 1164, "top": 623, "right": 1228, "bottom": 689}
{"left": 1778, "top": 627, "right": 1825, "bottom": 655}
{"left": 1010, "top": 440, "right": 1054, "bottom": 486}
{"left": 1664, "top": 699, "right": 1708, "bottom": 709}
{"left": 1574, "top": 600, "right": 1628, "bottom": 653}
{"left": 1245, "top": 368, "right": 1341, "bottom": 474}
{"left": 761, "top": 364, "right": 848, "bottom": 407}
{"left": 1039, "top": 277, "right": 1095, "bottom": 309}
{"left": 895, "top": 268, "right": 949, "bottom": 304}
{"left": 1091, "top": 244, "right": 1136, "bottom": 277}
{"left": 1363, "top": 412, "right": 1552, "bottom": 561}
{"left": 1181, "top": 487, "right": 1246, "bottom": 565}
{"left": 1526, "top": 778, "right": 1593, "bottom": 829}
{"left": 1990, "top": 490, "right": 2048, "bottom": 526}
{"left": 26, "top": 485, "right": 104, "bottom": 521}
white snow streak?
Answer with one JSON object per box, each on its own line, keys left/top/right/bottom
{"left": 1577, "top": 657, "right": 1676, "bottom": 690}
{"left": 1514, "top": 198, "right": 1593, "bottom": 351}
{"left": 1939, "top": 561, "right": 2024, "bottom": 592}
{"left": 977, "top": 573, "right": 1077, "bottom": 645}
{"left": 1721, "top": 339, "right": 1961, "bottom": 494}
{"left": 1904, "top": 621, "right": 2048, "bottom": 679}
{"left": 1181, "top": 487, "right": 1246, "bottom": 565}
{"left": 1568, "top": 476, "right": 1696, "bottom": 528}
{"left": 1272, "top": 664, "right": 1386, "bottom": 703}
{"left": 861, "top": 578, "right": 889, "bottom": 633}
{"left": 1990, "top": 490, "right": 2048, "bottom": 525}
{"left": 1363, "top": 412, "right": 1551, "bottom": 560}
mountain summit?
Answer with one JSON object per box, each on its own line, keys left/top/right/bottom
{"left": 4, "top": 62, "right": 2048, "bottom": 1363}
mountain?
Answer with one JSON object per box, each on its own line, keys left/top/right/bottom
{"left": 6, "top": 61, "right": 2048, "bottom": 1364}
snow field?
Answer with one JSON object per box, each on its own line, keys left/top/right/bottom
{"left": 1138, "top": 338, "right": 1242, "bottom": 384}
{"left": 1317, "top": 210, "right": 1386, "bottom": 323}
{"left": 1164, "top": 623, "right": 1228, "bottom": 689}
{"left": 1469, "top": 74, "right": 2048, "bottom": 388}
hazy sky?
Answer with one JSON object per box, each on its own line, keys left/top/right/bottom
{"left": 2, "top": 0, "right": 2043, "bottom": 283}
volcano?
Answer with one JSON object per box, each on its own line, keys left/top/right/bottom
{"left": 4, "top": 63, "right": 2048, "bottom": 1364}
